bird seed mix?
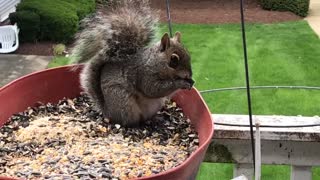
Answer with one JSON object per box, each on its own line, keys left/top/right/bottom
{"left": 0, "top": 93, "right": 199, "bottom": 179}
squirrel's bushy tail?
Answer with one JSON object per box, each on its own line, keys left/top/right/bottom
{"left": 70, "top": 0, "right": 158, "bottom": 111}
{"left": 106, "top": 0, "right": 158, "bottom": 58}
{"left": 70, "top": 0, "right": 158, "bottom": 64}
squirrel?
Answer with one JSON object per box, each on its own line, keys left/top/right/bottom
{"left": 70, "top": 0, "right": 194, "bottom": 127}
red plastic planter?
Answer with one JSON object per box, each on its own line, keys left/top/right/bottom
{"left": 0, "top": 65, "right": 214, "bottom": 180}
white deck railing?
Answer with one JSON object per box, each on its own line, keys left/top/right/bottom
{"left": 206, "top": 114, "right": 320, "bottom": 180}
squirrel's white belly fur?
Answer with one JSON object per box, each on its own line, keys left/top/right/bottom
{"left": 135, "top": 92, "right": 166, "bottom": 120}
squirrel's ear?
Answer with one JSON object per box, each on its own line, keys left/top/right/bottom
{"left": 173, "top": 31, "right": 181, "bottom": 43}
{"left": 160, "top": 33, "right": 170, "bottom": 52}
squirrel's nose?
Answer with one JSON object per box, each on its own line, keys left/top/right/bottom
{"left": 186, "top": 78, "right": 195, "bottom": 86}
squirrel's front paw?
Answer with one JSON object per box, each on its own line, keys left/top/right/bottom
{"left": 175, "top": 79, "right": 195, "bottom": 90}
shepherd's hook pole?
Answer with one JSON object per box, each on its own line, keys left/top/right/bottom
{"left": 240, "top": 0, "right": 256, "bottom": 174}
{"left": 165, "top": 0, "right": 173, "bottom": 37}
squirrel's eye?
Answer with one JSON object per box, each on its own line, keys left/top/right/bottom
{"left": 169, "top": 53, "right": 180, "bottom": 69}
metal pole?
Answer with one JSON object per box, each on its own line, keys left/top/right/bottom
{"left": 240, "top": 0, "right": 256, "bottom": 173}
{"left": 165, "top": 0, "right": 173, "bottom": 37}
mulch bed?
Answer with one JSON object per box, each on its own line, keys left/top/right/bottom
{"left": 3, "top": 0, "right": 302, "bottom": 56}
{"left": 14, "top": 42, "right": 55, "bottom": 56}
{"left": 0, "top": 93, "right": 199, "bottom": 179}
{"left": 150, "top": 0, "right": 301, "bottom": 24}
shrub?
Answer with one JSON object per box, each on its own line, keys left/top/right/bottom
{"left": 9, "top": 11, "right": 40, "bottom": 42}
{"left": 53, "top": 44, "right": 66, "bottom": 56}
{"left": 62, "top": 0, "right": 96, "bottom": 19}
{"left": 10, "top": 0, "right": 95, "bottom": 42}
{"left": 260, "top": 0, "right": 310, "bottom": 17}
{"left": 16, "top": 0, "right": 79, "bottom": 42}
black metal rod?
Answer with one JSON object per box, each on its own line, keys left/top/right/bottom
{"left": 240, "top": 0, "right": 256, "bottom": 172}
{"left": 165, "top": 0, "right": 173, "bottom": 37}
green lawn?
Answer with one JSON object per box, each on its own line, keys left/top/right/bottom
{"left": 197, "top": 163, "right": 320, "bottom": 180}
{"left": 49, "top": 20, "right": 320, "bottom": 179}
{"left": 47, "top": 56, "right": 71, "bottom": 69}
{"left": 197, "top": 163, "right": 293, "bottom": 180}
{"left": 158, "top": 21, "right": 320, "bottom": 116}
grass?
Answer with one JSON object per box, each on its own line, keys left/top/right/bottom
{"left": 197, "top": 163, "right": 292, "bottom": 180}
{"left": 47, "top": 56, "right": 71, "bottom": 68}
{"left": 158, "top": 21, "right": 320, "bottom": 116}
{"left": 197, "top": 164, "right": 320, "bottom": 180}
{"left": 49, "top": 20, "right": 320, "bottom": 179}
{"left": 196, "top": 163, "right": 233, "bottom": 180}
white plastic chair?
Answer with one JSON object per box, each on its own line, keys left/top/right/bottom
{"left": 0, "top": 24, "right": 19, "bottom": 53}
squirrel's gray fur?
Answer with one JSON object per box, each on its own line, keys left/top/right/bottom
{"left": 71, "top": 0, "right": 194, "bottom": 126}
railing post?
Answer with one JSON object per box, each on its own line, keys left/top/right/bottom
{"left": 234, "top": 163, "right": 254, "bottom": 180}
{"left": 290, "top": 166, "right": 312, "bottom": 180}
{"left": 255, "top": 121, "right": 261, "bottom": 180}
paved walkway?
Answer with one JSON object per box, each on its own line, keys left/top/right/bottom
{"left": 0, "top": 55, "right": 52, "bottom": 87}
{"left": 305, "top": 0, "right": 320, "bottom": 37}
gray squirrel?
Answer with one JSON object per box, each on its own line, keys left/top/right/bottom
{"left": 71, "top": 0, "right": 194, "bottom": 126}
